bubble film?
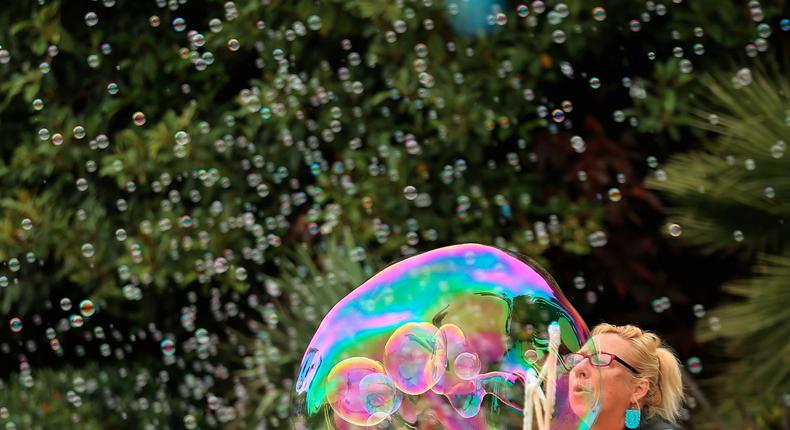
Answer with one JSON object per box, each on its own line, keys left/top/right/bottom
{"left": 295, "top": 243, "right": 601, "bottom": 429}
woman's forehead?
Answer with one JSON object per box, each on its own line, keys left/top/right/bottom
{"left": 579, "top": 333, "right": 631, "bottom": 354}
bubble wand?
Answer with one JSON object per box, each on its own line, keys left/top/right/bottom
{"left": 523, "top": 321, "right": 561, "bottom": 430}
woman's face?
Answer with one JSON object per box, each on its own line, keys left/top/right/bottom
{"left": 567, "top": 333, "right": 643, "bottom": 426}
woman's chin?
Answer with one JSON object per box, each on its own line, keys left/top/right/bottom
{"left": 568, "top": 391, "right": 596, "bottom": 418}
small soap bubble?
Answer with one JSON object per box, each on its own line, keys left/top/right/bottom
{"left": 9, "top": 317, "right": 23, "bottom": 333}
{"left": 517, "top": 4, "right": 529, "bottom": 17}
{"left": 106, "top": 82, "right": 120, "bottom": 95}
{"left": 607, "top": 188, "right": 622, "bottom": 202}
{"left": 196, "top": 328, "right": 210, "bottom": 344}
{"left": 692, "top": 304, "right": 705, "bottom": 318}
{"left": 588, "top": 230, "right": 608, "bottom": 247}
{"left": 686, "top": 356, "right": 702, "bottom": 374}
{"left": 414, "top": 43, "right": 428, "bottom": 58}
{"left": 209, "top": 18, "right": 223, "bottom": 32}
{"left": 161, "top": 339, "right": 176, "bottom": 356}
{"left": 132, "top": 112, "right": 146, "bottom": 126}
{"left": 668, "top": 223, "right": 682, "bottom": 237}
{"left": 173, "top": 17, "right": 186, "bottom": 32}
{"left": 227, "top": 39, "right": 240, "bottom": 51}
{"left": 73, "top": 126, "right": 86, "bottom": 139}
{"left": 454, "top": 352, "right": 481, "bottom": 380}
{"left": 115, "top": 228, "right": 127, "bottom": 241}
{"left": 85, "top": 12, "right": 99, "bottom": 27}
{"left": 629, "top": 20, "right": 642, "bottom": 32}
{"left": 552, "top": 30, "right": 567, "bottom": 44}
{"left": 192, "top": 33, "right": 206, "bottom": 47}
{"left": 174, "top": 130, "right": 190, "bottom": 145}
{"left": 570, "top": 135, "right": 586, "bottom": 153}
{"left": 307, "top": 15, "right": 322, "bottom": 30}
{"left": 52, "top": 133, "right": 64, "bottom": 146}
{"left": 733, "top": 230, "right": 744, "bottom": 242}
{"left": 81, "top": 243, "right": 95, "bottom": 257}
{"left": 70, "top": 314, "right": 84, "bottom": 327}
{"left": 80, "top": 300, "right": 95, "bottom": 317}
{"left": 60, "top": 298, "right": 72, "bottom": 311}
{"left": 403, "top": 185, "right": 418, "bottom": 200}
{"left": 524, "top": 349, "right": 539, "bottom": 364}
{"left": 592, "top": 7, "right": 606, "bottom": 21}
{"left": 551, "top": 109, "right": 565, "bottom": 122}
{"left": 32, "top": 98, "right": 44, "bottom": 111}
{"left": 21, "top": 218, "right": 33, "bottom": 230}
{"left": 183, "top": 415, "right": 197, "bottom": 429}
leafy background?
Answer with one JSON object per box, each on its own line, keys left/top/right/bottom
{"left": 0, "top": 0, "right": 788, "bottom": 428}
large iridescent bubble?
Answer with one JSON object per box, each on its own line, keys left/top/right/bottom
{"left": 293, "top": 243, "right": 601, "bottom": 429}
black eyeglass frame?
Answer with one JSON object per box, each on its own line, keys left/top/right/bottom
{"left": 562, "top": 352, "right": 640, "bottom": 375}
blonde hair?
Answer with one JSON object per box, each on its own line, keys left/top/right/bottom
{"left": 591, "top": 323, "right": 684, "bottom": 424}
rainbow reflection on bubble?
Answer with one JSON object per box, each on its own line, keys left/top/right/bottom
{"left": 293, "top": 243, "right": 600, "bottom": 429}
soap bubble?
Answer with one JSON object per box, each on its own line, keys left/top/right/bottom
{"left": 294, "top": 243, "right": 601, "bottom": 429}
{"left": 454, "top": 352, "right": 482, "bottom": 380}
{"left": 85, "top": 12, "right": 99, "bottom": 27}
{"left": 70, "top": 314, "right": 84, "bottom": 328}
{"left": 132, "top": 112, "right": 146, "bottom": 126}
{"left": 80, "top": 299, "right": 96, "bottom": 317}
{"left": 161, "top": 339, "right": 176, "bottom": 356}
{"left": 172, "top": 17, "right": 186, "bottom": 32}
{"left": 403, "top": 185, "right": 418, "bottom": 200}
{"left": 687, "top": 356, "right": 702, "bottom": 374}
{"left": 81, "top": 243, "right": 95, "bottom": 257}
{"left": 592, "top": 7, "right": 606, "bottom": 21}
{"left": 9, "top": 317, "right": 23, "bottom": 333}
{"left": 106, "top": 82, "right": 119, "bottom": 95}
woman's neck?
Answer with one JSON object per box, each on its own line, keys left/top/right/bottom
{"left": 590, "top": 413, "right": 626, "bottom": 430}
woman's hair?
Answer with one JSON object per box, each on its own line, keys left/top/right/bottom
{"left": 591, "top": 323, "right": 685, "bottom": 424}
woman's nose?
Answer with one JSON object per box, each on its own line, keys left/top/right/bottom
{"left": 572, "top": 359, "right": 591, "bottom": 379}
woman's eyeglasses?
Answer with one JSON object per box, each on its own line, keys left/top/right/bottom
{"left": 562, "top": 352, "right": 639, "bottom": 374}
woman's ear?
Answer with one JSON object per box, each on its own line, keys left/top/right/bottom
{"left": 632, "top": 378, "right": 650, "bottom": 403}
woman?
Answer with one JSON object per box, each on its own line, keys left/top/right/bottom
{"left": 566, "top": 323, "right": 685, "bottom": 430}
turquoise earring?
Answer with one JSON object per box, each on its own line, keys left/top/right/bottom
{"left": 625, "top": 402, "right": 641, "bottom": 429}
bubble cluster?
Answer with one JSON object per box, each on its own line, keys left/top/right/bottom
{"left": 295, "top": 244, "right": 600, "bottom": 428}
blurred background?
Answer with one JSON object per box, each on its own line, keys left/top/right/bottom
{"left": 0, "top": 0, "right": 788, "bottom": 428}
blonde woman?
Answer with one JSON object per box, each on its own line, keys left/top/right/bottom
{"left": 566, "top": 323, "right": 685, "bottom": 430}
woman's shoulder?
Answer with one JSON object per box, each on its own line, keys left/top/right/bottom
{"left": 639, "top": 416, "right": 684, "bottom": 430}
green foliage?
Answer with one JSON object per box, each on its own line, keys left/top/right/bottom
{"left": 647, "top": 66, "right": 790, "bottom": 428}
{"left": 230, "top": 230, "right": 374, "bottom": 428}
{"left": 0, "top": 0, "right": 787, "bottom": 428}
{"left": 0, "top": 362, "right": 200, "bottom": 429}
